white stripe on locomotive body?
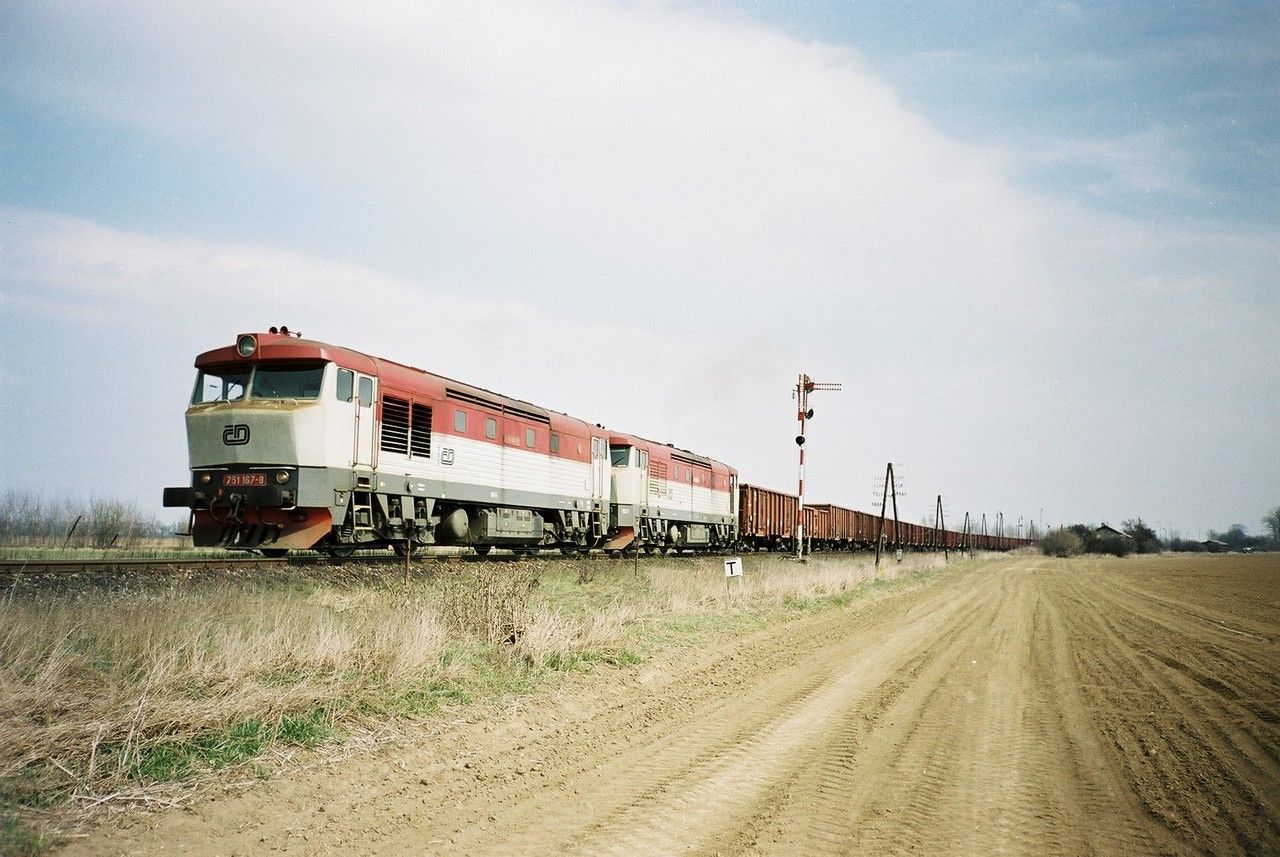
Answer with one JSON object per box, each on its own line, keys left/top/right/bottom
{"left": 658, "top": 479, "right": 732, "bottom": 518}
{"left": 620, "top": 467, "right": 732, "bottom": 519}
{"left": 379, "top": 433, "right": 596, "bottom": 504}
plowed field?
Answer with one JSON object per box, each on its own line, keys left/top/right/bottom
{"left": 67, "top": 554, "right": 1279, "bottom": 856}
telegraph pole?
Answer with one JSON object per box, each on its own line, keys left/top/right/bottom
{"left": 935, "top": 494, "right": 948, "bottom": 562}
{"left": 794, "top": 373, "right": 841, "bottom": 560}
{"left": 873, "top": 462, "right": 903, "bottom": 569}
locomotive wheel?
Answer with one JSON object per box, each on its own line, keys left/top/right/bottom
{"left": 324, "top": 544, "right": 356, "bottom": 559}
{"left": 474, "top": 545, "right": 492, "bottom": 557}
{"left": 260, "top": 548, "right": 288, "bottom": 558}
{"left": 393, "top": 542, "right": 419, "bottom": 557}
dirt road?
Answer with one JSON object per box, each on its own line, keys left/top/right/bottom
{"left": 68, "top": 554, "right": 1279, "bottom": 855}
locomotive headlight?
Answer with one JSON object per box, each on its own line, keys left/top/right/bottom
{"left": 198, "top": 473, "right": 212, "bottom": 485}
{"left": 236, "top": 334, "right": 257, "bottom": 358}
{"left": 276, "top": 470, "right": 290, "bottom": 484}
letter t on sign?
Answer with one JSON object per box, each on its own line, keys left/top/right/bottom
{"left": 724, "top": 556, "right": 744, "bottom": 601}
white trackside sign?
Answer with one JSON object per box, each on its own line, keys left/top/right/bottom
{"left": 724, "top": 557, "right": 743, "bottom": 578}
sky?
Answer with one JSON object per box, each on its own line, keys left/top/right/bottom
{"left": 0, "top": 0, "right": 1276, "bottom": 540}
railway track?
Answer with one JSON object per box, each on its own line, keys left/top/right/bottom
{"left": 0, "top": 552, "right": 499, "bottom": 574}
{"left": 0, "top": 544, "right": 979, "bottom": 576}
{"left": 0, "top": 549, "right": 683, "bottom": 575}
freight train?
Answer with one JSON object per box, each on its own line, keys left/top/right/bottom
{"left": 163, "top": 330, "right": 1028, "bottom": 556}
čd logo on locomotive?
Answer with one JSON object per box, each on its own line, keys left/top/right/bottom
{"left": 222, "top": 424, "right": 251, "bottom": 446}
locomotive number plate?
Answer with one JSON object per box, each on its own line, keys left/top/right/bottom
{"left": 223, "top": 473, "right": 267, "bottom": 487}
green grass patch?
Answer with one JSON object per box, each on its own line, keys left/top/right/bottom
{"left": 129, "top": 710, "right": 335, "bottom": 783}
{"left": 367, "top": 680, "right": 474, "bottom": 718}
{"left": 1, "top": 807, "right": 53, "bottom": 857}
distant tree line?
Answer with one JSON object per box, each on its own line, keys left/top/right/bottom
{"left": 1040, "top": 508, "right": 1280, "bottom": 558}
{"left": 0, "top": 489, "right": 176, "bottom": 548}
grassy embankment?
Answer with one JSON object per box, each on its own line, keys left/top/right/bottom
{"left": 0, "top": 550, "right": 959, "bottom": 851}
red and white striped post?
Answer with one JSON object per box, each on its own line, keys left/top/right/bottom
{"left": 794, "top": 373, "right": 841, "bottom": 560}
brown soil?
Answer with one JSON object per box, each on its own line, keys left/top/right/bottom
{"left": 62, "top": 554, "right": 1279, "bottom": 856}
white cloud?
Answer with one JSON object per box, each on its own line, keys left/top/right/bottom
{"left": 0, "top": 0, "right": 1050, "bottom": 327}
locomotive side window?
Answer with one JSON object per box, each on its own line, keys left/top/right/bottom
{"left": 454, "top": 410, "right": 467, "bottom": 433}
{"left": 486, "top": 417, "right": 497, "bottom": 440}
{"left": 192, "top": 368, "right": 249, "bottom": 403}
{"left": 336, "top": 368, "right": 354, "bottom": 402}
{"left": 525, "top": 428, "right": 536, "bottom": 448}
{"left": 550, "top": 433, "right": 560, "bottom": 454}
{"left": 358, "top": 377, "right": 373, "bottom": 408}
{"left": 252, "top": 363, "right": 325, "bottom": 400}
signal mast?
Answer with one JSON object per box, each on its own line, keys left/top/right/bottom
{"left": 794, "top": 373, "right": 841, "bottom": 560}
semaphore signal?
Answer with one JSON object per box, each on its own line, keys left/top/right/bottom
{"left": 793, "top": 373, "right": 841, "bottom": 560}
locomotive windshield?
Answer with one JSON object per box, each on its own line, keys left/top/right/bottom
{"left": 250, "top": 363, "right": 325, "bottom": 399}
{"left": 192, "top": 363, "right": 326, "bottom": 404}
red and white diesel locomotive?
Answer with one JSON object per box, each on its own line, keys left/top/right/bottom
{"left": 163, "top": 330, "right": 738, "bottom": 556}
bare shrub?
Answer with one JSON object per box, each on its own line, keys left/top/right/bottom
{"left": 438, "top": 563, "right": 540, "bottom": 645}
{"left": 1040, "top": 528, "right": 1084, "bottom": 558}
{"left": 0, "top": 490, "right": 173, "bottom": 549}
{"left": 517, "top": 605, "right": 635, "bottom": 665}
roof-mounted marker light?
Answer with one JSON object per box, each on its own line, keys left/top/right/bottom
{"left": 236, "top": 334, "right": 257, "bottom": 358}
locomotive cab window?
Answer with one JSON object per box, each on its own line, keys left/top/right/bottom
{"left": 251, "top": 363, "right": 325, "bottom": 400}
{"left": 192, "top": 368, "right": 249, "bottom": 404}
{"left": 336, "top": 368, "right": 354, "bottom": 402}
{"left": 358, "top": 377, "right": 373, "bottom": 408}
{"left": 610, "top": 446, "right": 633, "bottom": 467}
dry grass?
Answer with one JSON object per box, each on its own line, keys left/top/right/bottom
{"left": 0, "top": 584, "right": 449, "bottom": 798}
{"left": 644, "top": 551, "right": 944, "bottom": 611}
{"left": 0, "top": 549, "right": 968, "bottom": 847}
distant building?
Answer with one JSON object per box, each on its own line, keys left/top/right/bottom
{"left": 1202, "top": 538, "right": 1228, "bottom": 553}
{"left": 1095, "top": 524, "right": 1134, "bottom": 540}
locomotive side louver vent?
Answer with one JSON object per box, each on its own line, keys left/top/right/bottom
{"left": 381, "top": 396, "right": 410, "bottom": 454}
{"left": 650, "top": 459, "right": 668, "bottom": 498}
{"left": 410, "top": 404, "right": 432, "bottom": 458}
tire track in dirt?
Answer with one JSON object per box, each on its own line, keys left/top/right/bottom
{"left": 569, "top": 582, "right": 994, "bottom": 856}
{"left": 738, "top": 579, "right": 999, "bottom": 856}
{"left": 427, "top": 572, "right": 985, "bottom": 857}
